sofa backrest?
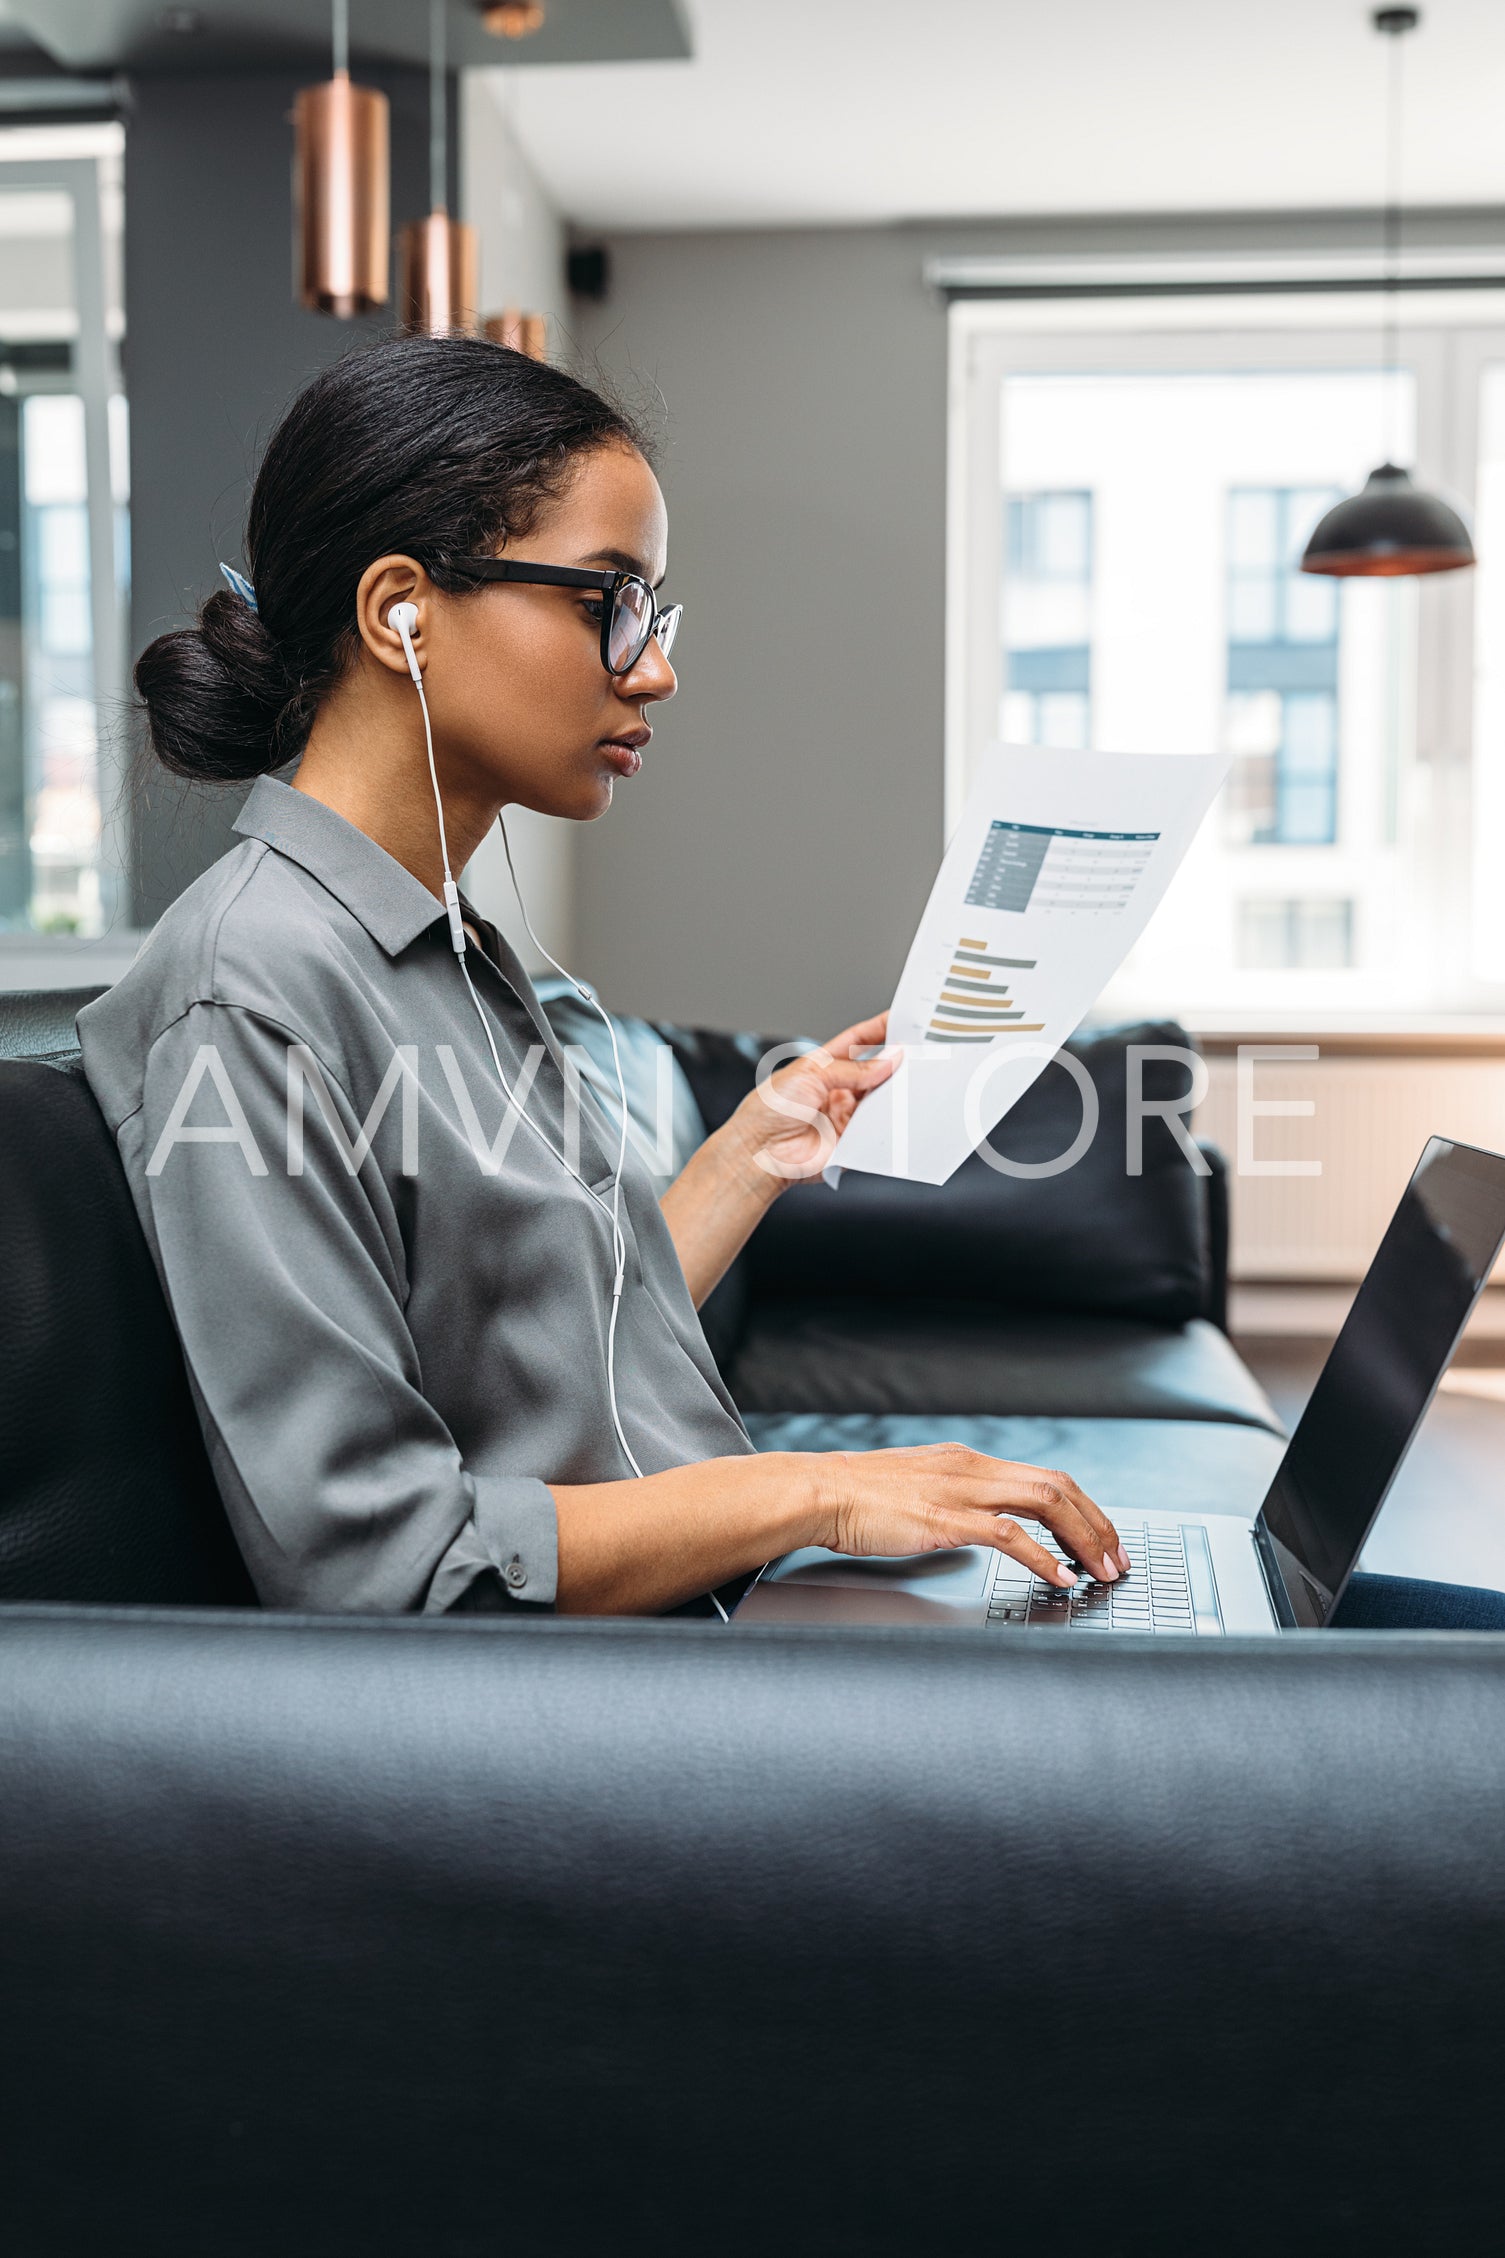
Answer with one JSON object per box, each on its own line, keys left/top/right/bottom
{"left": 0, "top": 982, "right": 108, "bottom": 1061}
{"left": 662, "top": 1015, "right": 1223, "bottom": 1326}
{"left": 0, "top": 1045, "right": 255, "bottom": 1606}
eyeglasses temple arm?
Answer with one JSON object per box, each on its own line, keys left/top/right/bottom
{"left": 447, "top": 559, "right": 618, "bottom": 592}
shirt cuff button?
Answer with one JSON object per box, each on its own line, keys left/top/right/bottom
{"left": 504, "top": 1557, "right": 528, "bottom": 1592}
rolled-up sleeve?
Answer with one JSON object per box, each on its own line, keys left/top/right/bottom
{"left": 130, "top": 1001, "right": 557, "bottom": 1614}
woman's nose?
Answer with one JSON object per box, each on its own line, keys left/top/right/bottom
{"left": 623, "top": 642, "right": 677, "bottom": 703}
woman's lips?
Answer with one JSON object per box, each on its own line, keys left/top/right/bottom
{"left": 600, "top": 737, "right": 645, "bottom": 777}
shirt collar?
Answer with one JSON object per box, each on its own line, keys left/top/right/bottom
{"left": 233, "top": 776, "right": 448, "bottom": 960}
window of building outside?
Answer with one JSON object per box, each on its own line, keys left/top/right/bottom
{"left": 1224, "top": 485, "right": 1341, "bottom": 853}
{"left": 1002, "top": 489, "right": 1093, "bottom": 750}
{"left": 957, "top": 311, "right": 1505, "bottom": 1020}
{"left": 0, "top": 128, "right": 126, "bottom": 944}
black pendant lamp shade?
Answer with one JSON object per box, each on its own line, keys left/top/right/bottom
{"left": 1300, "top": 8, "right": 1476, "bottom": 580}
{"left": 1302, "top": 463, "right": 1475, "bottom": 577}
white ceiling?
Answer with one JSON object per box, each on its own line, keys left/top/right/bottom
{"left": 487, "top": 0, "right": 1505, "bottom": 232}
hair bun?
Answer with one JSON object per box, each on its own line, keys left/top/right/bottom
{"left": 135, "top": 587, "right": 302, "bottom": 783}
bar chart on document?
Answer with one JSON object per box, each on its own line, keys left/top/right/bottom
{"left": 829, "top": 747, "right": 1230, "bottom": 1186}
{"left": 919, "top": 824, "right": 1160, "bottom": 1048}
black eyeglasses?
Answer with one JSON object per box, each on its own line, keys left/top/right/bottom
{"left": 446, "top": 557, "right": 682, "bottom": 677}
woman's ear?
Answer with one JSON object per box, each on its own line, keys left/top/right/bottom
{"left": 355, "top": 555, "right": 434, "bottom": 676}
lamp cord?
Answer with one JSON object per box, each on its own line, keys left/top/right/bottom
{"left": 429, "top": 0, "right": 446, "bottom": 214}
{"left": 332, "top": 0, "right": 348, "bottom": 78}
{"left": 1376, "top": 7, "right": 1418, "bottom": 464}
{"left": 1383, "top": 23, "right": 1403, "bottom": 456}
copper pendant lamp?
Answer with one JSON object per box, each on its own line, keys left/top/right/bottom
{"left": 483, "top": 308, "right": 548, "bottom": 359}
{"left": 1301, "top": 8, "right": 1474, "bottom": 578}
{"left": 293, "top": 0, "right": 390, "bottom": 317}
{"left": 396, "top": 0, "right": 479, "bottom": 335}
{"left": 481, "top": 1, "right": 547, "bottom": 34}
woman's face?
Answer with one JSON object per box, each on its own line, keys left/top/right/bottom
{"left": 421, "top": 442, "right": 676, "bottom": 822}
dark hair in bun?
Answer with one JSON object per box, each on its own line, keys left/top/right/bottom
{"left": 136, "top": 334, "right": 644, "bottom": 783}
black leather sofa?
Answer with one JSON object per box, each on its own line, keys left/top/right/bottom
{"left": 8, "top": 985, "right": 1502, "bottom": 2255}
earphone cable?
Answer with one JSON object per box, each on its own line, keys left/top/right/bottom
{"left": 411, "top": 654, "right": 651, "bottom": 1489}
{"left": 497, "top": 812, "right": 648, "bottom": 1485}
{"left": 495, "top": 817, "right": 730, "bottom": 1622}
{"left": 410, "top": 662, "right": 615, "bottom": 1219}
{"left": 405, "top": 623, "right": 727, "bottom": 1619}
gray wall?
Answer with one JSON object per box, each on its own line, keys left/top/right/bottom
{"left": 124, "top": 66, "right": 441, "bottom": 925}
{"left": 575, "top": 205, "right": 1505, "bottom": 1038}
{"left": 575, "top": 227, "right": 949, "bottom": 1039}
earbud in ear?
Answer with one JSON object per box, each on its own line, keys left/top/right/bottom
{"left": 387, "top": 601, "right": 422, "bottom": 683}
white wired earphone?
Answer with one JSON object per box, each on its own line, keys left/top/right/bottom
{"left": 387, "top": 600, "right": 730, "bottom": 1621}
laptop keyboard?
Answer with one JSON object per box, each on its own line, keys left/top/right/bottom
{"left": 986, "top": 1520, "right": 1222, "bottom": 1635}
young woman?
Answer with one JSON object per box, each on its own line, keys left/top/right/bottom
{"left": 82, "top": 335, "right": 1504, "bottom": 1631}
{"left": 81, "top": 335, "right": 1126, "bottom": 1617}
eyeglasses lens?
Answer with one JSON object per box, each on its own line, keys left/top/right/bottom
{"left": 654, "top": 604, "right": 682, "bottom": 659}
{"left": 607, "top": 578, "right": 654, "bottom": 672}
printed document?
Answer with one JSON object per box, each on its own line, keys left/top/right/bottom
{"left": 826, "top": 745, "right": 1231, "bottom": 1186}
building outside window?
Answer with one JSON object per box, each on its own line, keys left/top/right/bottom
{"left": 1236, "top": 895, "right": 1354, "bottom": 973}
{"left": 1001, "top": 488, "right": 1092, "bottom": 750}
{"left": 1224, "top": 485, "right": 1341, "bottom": 853}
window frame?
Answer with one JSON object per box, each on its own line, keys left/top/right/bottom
{"left": 946, "top": 292, "right": 1505, "bottom": 1022}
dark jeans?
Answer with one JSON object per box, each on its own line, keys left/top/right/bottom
{"left": 1332, "top": 1572, "right": 1505, "bottom": 1630}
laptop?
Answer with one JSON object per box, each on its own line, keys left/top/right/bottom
{"left": 735, "top": 1137, "right": 1505, "bottom": 1636}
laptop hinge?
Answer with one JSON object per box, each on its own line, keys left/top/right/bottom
{"left": 1252, "top": 1518, "right": 1300, "bottom": 1631}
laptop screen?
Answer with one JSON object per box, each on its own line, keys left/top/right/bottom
{"left": 1257, "top": 1138, "right": 1505, "bottom": 1627}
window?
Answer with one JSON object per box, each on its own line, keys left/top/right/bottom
{"left": 1224, "top": 487, "right": 1340, "bottom": 847}
{"left": 0, "top": 129, "right": 127, "bottom": 943}
{"left": 949, "top": 305, "right": 1505, "bottom": 1017}
{"left": 1470, "top": 360, "right": 1505, "bottom": 985}
{"left": 21, "top": 396, "right": 101, "bottom": 931}
{"left": 1237, "top": 896, "right": 1354, "bottom": 971}
{"left": 1001, "top": 489, "right": 1092, "bottom": 750}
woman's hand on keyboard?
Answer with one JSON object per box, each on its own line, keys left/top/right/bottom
{"left": 811, "top": 1442, "right": 1130, "bottom": 1588}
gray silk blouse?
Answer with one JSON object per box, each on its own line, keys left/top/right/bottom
{"left": 78, "top": 776, "right": 752, "bottom": 1614}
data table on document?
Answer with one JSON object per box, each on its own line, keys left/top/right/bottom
{"left": 963, "top": 822, "right": 1160, "bottom": 919}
